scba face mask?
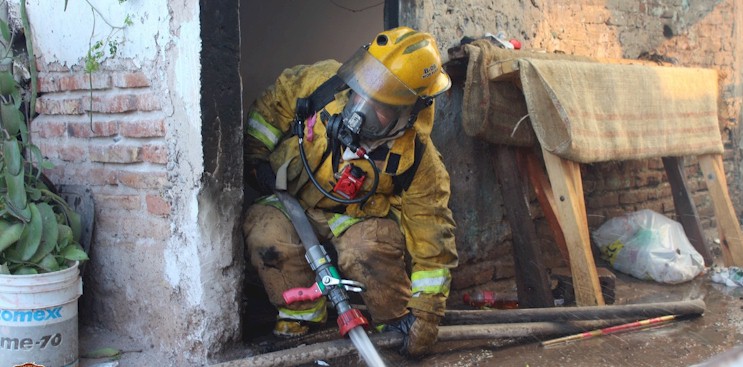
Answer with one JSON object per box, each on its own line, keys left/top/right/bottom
{"left": 326, "top": 48, "right": 419, "bottom": 150}
{"left": 341, "top": 92, "right": 407, "bottom": 140}
{"left": 326, "top": 91, "right": 412, "bottom": 156}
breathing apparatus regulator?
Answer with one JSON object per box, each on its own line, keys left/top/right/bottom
{"left": 293, "top": 27, "right": 452, "bottom": 205}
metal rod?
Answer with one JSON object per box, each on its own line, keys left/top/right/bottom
{"left": 539, "top": 314, "right": 678, "bottom": 347}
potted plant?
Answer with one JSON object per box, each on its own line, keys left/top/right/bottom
{"left": 0, "top": 132, "right": 88, "bottom": 274}
{"left": 0, "top": 3, "right": 88, "bottom": 366}
{"left": 0, "top": 3, "right": 88, "bottom": 275}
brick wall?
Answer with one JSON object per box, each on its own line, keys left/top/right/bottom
{"left": 32, "top": 66, "right": 173, "bottom": 334}
{"left": 407, "top": 0, "right": 742, "bottom": 286}
{"left": 23, "top": 1, "right": 243, "bottom": 362}
{"left": 34, "top": 69, "right": 170, "bottom": 236}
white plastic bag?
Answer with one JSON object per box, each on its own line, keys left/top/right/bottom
{"left": 710, "top": 266, "right": 743, "bottom": 287}
{"left": 592, "top": 209, "right": 705, "bottom": 284}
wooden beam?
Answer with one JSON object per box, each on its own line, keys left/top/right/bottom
{"left": 541, "top": 148, "right": 604, "bottom": 306}
{"left": 698, "top": 154, "right": 743, "bottom": 266}
{"left": 516, "top": 148, "right": 571, "bottom": 268}
{"left": 487, "top": 59, "right": 521, "bottom": 82}
{"left": 662, "top": 156, "right": 713, "bottom": 266}
{"left": 492, "top": 145, "right": 554, "bottom": 308}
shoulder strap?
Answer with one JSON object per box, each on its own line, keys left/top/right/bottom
{"left": 296, "top": 75, "right": 347, "bottom": 120}
{"left": 392, "top": 137, "right": 426, "bottom": 195}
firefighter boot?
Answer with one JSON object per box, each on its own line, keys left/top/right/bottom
{"left": 273, "top": 320, "right": 310, "bottom": 337}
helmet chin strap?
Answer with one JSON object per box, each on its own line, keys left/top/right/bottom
{"left": 406, "top": 96, "right": 434, "bottom": 128}
{"left": 386, "top": 96, "right": 434, "bottom": 137}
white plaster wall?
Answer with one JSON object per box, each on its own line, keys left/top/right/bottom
{"left": 24, "top": 0, "right": 167, "bottom": 66}
{"left": 23, "top": 0, "right": 213, "bottom": 363}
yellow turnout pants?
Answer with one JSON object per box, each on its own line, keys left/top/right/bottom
{"left": 243, "top": 204, "right": 411, "bottom": 324}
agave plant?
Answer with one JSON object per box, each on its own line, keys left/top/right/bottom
{"left": 0, "top": 3, "right": 87, "bottom": 275}
{"left": 0, "top": 133, "right": 88, "bottom": 275}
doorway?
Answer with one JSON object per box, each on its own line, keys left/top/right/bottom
{"left": 240, "top": 0, "right": 385, "bottom": 110}
{"left": 239, "top": 0, "right": 386, "bottom": 339}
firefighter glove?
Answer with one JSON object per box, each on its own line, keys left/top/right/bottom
{"left": 253, "top": 160, "right": 276, "bottom": 195}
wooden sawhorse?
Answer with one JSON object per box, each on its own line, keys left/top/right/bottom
{"left": 488, "top": 59, "right": 743, "bottom": 306}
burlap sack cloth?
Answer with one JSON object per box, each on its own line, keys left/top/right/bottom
{"left": 461, "top": 40, "right": 723, "bottom": 163}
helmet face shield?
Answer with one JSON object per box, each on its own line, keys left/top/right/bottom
{"left": 338, "top": 48, "right": 419, "bottom": 107}
{"left": 341, "top": 92, "right": 406, "bottom": 140}
{"left": 339, "top": 48, "right": 420, "bottom": 140}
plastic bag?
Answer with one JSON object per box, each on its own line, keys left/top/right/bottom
{"left": 592, "top": 209, "right": 705, "bottom": 284}
{"left": 710, "top": 266, "right": 743, "bottom": 287}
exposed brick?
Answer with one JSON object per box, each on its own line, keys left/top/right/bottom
{"left": 95, "top": 194, "right": 142, "bottom": 210}
{"left": 37, "top": 142, "right": 87, "bottom": 163}
{"left": 37, "top": 74, "right": 59, "bottom": 93}
{"left": 604, "top": 175, "right": 632, "bottom": 190}
{"left": 83, "top": 93, "right": 162, "bottom": 113}
{"left": 36, "top": 60, "right": 69, "bottom": 73}
{"left": 40, "top": 166, "right": 65, "bottom": 184}
{"left": 31, "top": 117, "right": 67, "bottom": 138}
{"left": 605, "top": 207, "right": 628, "bottom": 220}
{"left": 693, "top": 191, "right": 710, "bottom": 207}
{"left": 67, "top": 120, "right": 119, "bottom": 138}
{"left": 89, "top": 145, "right": 142, "bottom": 163}
{"left": 120, "top": 119, "right": 166, "bottom": 138}
{"left": 117, "top": 170, "right": 168, "bottom": 189}
{"left": 39, "top": 165, "right": 117, "bottom": 186}
{"left": 644, "top": 200, "right": 665, "bottom": 214}
{"left": 634, "top": 171, "right": 664, "bottom": 187}
{"left": 77, "top": 167, "right": 119, "bottom": 186}
{"left": 36, "top": 96, "right": 84, "bottom": 115}
{"left": 641, "top": 186, "right": 667, "bottom": 201}
{"left": 112, "top": 72, "right": 150, "bottom": 88}
{"left": 136, "top": 93, "right": 161, "bottom": 111}
{"left": 58, "top": 73, "right": 112, "bottom": 91}
{"left": 700, "top": 218, "right": 714, "bottom": 230}
{"left": 587, "top": 191, "right": 619, "bottom": 209}
{"left": 685, "top": 177, "right": 703, "bottom": 192}
{"left": 647, "top": 158, "right": 664, "bottom": 170}
{"left": 146, "top": 195, "right": 171, "bottom": 217}
{"left": 141, "top": 144, "right": 168, "bottom": 164}
{"left": 57, "top": 145, "right": 88, "bottom": 163}
{"left": 661, "top": 197, "right": 677, "bottom": 214}
{"left": 697, "top": 201, "right": 716, "bottom": 220}
{"left": 83, "top": 94, "right": 139, "bottom": 113}
{"left": 37, "top": 142, "right": 58, "bottom": 160}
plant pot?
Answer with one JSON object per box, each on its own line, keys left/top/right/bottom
{"left": 0, "top": 261, "right": 82, "bottom": 367}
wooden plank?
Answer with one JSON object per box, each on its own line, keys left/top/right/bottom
{"left": 493, "top": 145, "right": 554, "bottom": 308}
{"left": 662, "top": 157, "right": 713, "bottom": 266}
{"left": 541, "top": 148, "right": 605, "bottom": 306}
{"left": 487, "top": 59, "right": 521, "bottom": 81}
{"left": 698, "top": 154, "right": 743, "bottom": 266}
{"left": 516, "top": 148, "right": 571, "bottom": 268}
{"left": 486, "top": 56, "right": 666, "bottom": 82}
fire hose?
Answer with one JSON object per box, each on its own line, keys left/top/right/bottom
{"left": 273, "top": 190, "right": 386, "bottom": 367}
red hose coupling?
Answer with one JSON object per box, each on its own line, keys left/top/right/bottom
{"left": 337, "top": 309, "right": 369, "bottom": 336}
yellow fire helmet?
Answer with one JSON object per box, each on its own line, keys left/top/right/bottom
{"left": 338, "top": 27, "right": 452, "bottom": 107}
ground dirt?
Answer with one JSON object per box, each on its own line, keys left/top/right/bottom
{"left": 79, "top": 261, "right": 743, "bottom": 367}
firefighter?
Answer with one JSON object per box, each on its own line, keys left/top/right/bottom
{"left": 242, "top": 26, "right": 458, "bottom": 357}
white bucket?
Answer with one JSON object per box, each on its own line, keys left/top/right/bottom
{"left": 0, "top": 261, "right": 82, "bottom": 367}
